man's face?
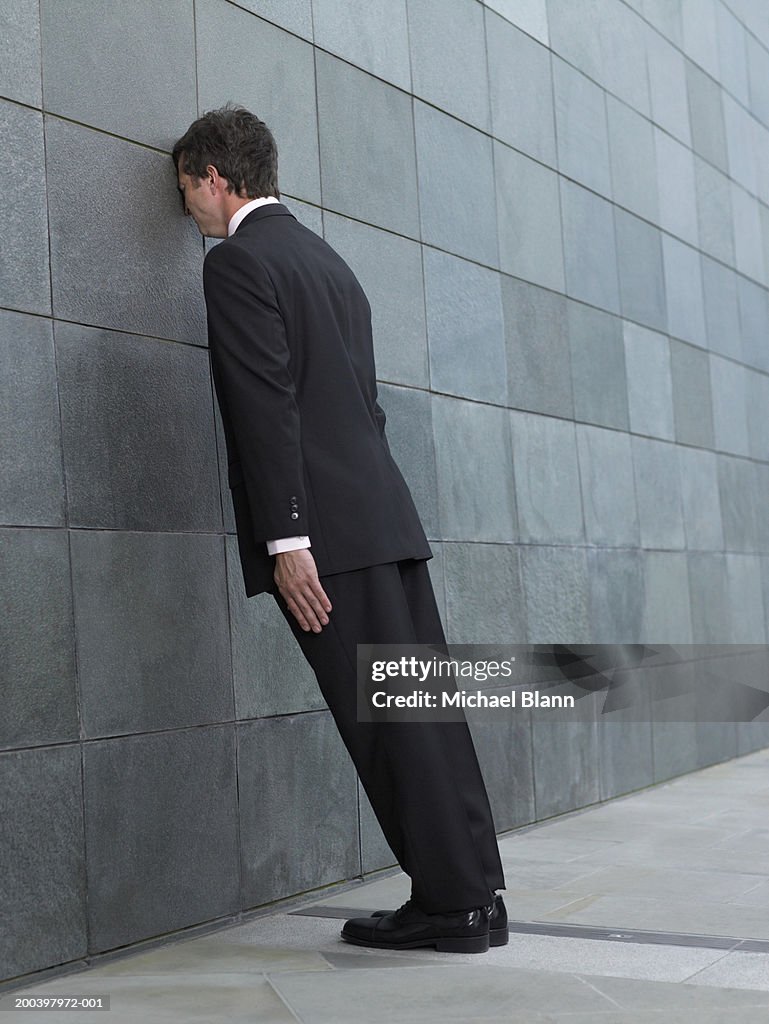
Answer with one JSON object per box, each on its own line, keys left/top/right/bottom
{"left": 177, "top": 159, "right": 229, "bottom": 238}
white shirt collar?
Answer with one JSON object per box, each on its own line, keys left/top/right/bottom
{"left": 227, "top": 196, "right": 281, "bottom": 236}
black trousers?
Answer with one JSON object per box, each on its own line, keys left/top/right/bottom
{"left": 272, "top": 557, "right": 506, "bottom": 913}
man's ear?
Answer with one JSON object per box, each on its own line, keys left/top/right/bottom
{"left": 206, "top": 164, "right": 226, "bottom": 194}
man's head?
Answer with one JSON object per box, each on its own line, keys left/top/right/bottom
{"left": 172, "top": 104, "right": 280, "bottom": 237}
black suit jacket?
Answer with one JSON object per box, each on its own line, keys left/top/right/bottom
{"left": 203, "top": 202, "right": 433, "bottom": 597}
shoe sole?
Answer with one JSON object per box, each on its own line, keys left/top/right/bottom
{"left": 341, "top": 930, "right": 490, "bottom": 953}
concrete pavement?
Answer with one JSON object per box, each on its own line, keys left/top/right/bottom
{"left": 4, "top": 746, "right": 769, "bottom": 1022}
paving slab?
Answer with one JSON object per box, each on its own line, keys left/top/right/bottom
{"left": 1, "top": 973, "right": 298, "bottom": 1023}
{"left": 5, "top": 747, "right": 769, "bottom": 1022}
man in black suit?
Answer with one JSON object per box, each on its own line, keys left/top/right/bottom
{"left": 173, "top": 105, "right": 507, "bottom": 953}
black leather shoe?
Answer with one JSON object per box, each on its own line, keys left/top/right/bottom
{"left": 341, "top": 897, "right": 491, "bottom": 953}
{"left": 369, "top": 893, "right": 509, "bottom": 947}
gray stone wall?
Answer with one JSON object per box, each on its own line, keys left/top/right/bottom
{"left": 2, "top": 0, "right": 769, "bottom": 984}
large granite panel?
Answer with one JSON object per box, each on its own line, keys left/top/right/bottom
{"left": 560, "top": 178, "right": 620, "bottom": 314}
{"left": 607, "top": 94, "right": 659, "bottom": 222}
{"left": 55, "top": 322, "right": 221, "bottom": 532}
{"left": 0, "top": 746, "right": 86, "bottom": 978}
{"left": 687, "top": 551, "right": 729, "bottom": 642}
{"left": 545, "top": 0, "right": 602, "bottom": 80}
{"left": 623, "top": 321, "right": 674, "bottom": 440}
{"left": 732, "top": 185, "right": 766, "bottom": 285}
{"left": 587, "top": 547, "right": 644, "bottom": 644}
{"left": 717, "top": 453, "right": 760, "bottom": 553}
{"left": 424, "top": 248, "right": 506, "bottom": 404}
{"left": 485, "top": 0, "right": 548, "bottom": 44}
{"left": 531, "top": 692, "right": 601, "bottom": 818}
{"left": 597, "top": 696, "right": 654, "bottom": 802}
{"left": 0, "top": 528, "right": 78, "bottom": 750}
{"left": 0, "top": 0, "right": 41, "bottom": 106}
{"left": 724, "top": 552, "right": 767, "bottom": 643}
{"left": 444, "top": 542, "right": 526, "bottom": 643}
{"left": 408, "top": 0, "right": 490, "bottom": 131}
{"left": 643, "top": 0, "right": 683, "bottom": 47}
{"left": 737, "top": 276, "right": 769, "bottom": 374}
{"left": 552, "top": 55, "right": 611, "bottom": 196}
{"left": 568, "top": 302, "right": 628, "bottom": 430}
{"left": 723, "top": 92, "right": 757, "bottom": 196}
{"left": 577, "top": 424, "right": 639, "bottom": 548}
{"left": 225, "top": 535, "right": 324, "bottom": 721}
{"left": 313, "top": 0, "right": 410, "bottom": 89}
{"left": 239, "top": 712, "right": 360, "bottom": 906}
{"left": 709, "top": 354, "right": 750, "bottom": 457}
{"left": 520, "top": 544, "right": 590, "bottom": 644}
{"left": 677, "top": 446, "right": 724, "bottom": 552}
{"left": 316, "top": 50, "right": 418, "bottom": 236}
{"left": 662, "top": 234, "right": 707, "bottom": 346}
{"left": 1, "top": 101, "right": 49, "bottom": 315}
{"left": 640, "top": 550, "right": 693, "bottom": 643}
{"left": 716, "top": 6, "right": 750, "bottom": 106}
{"left": 230, "top": 0, "right": 312, "bottom": 38}
{"left": 432, "top": 395, "right": 517, "bottom": 543}
{"left": 614, "top": 208, "right": 667, "bottom": 332}
{"left": 509, "top": 411, "right": 584, "bottom": 544}
{"left": 45, "top": 117, "right": 205, "bottom": 341}
{"left": 701, "top": 254, "right": 741, "bottom": 361}
{"left": 684, "top": 57, "right": 728, "bottom": 172}
{"left": 670, "top": 339, "right": 715, "bottom": 449}
{"left": 646, "top": 32, "right": 691, "bottom": 145}
{"left": 599, "top": 0, "right": 651, "bottom": 114}
{"left": 377, "top": 383, "right": 439, "bottom": 539}
{"left": 746, "top": 368, "right": 769, "bottom": 462}
{"left": 83, "top": 727, "right": 240, "bottom": 952}
{"left": 487, "top": 11, "right": 556, "bottom": 166}
{"left": 681, "top": 0, "right": 720, "bottom": 79}
{"left": 0, "top": 311, "right": 64, "bottom": 526}
{"left": 495, "top": 141, "right": 564, "bottom": 291}
{"left": 466, "top": 700, "right": 536, "bottom": 833}
{"left": 502, "top": 277, "right": 572, "bottom": 419}
{"left": 323, "top": 212, "right": 428, "bottom": 388}
{"left": 41, "top": 0, "right": 196, "bottom": 150}
{"left": 196, "top": 0, "right": 320, "bottom": 203}
{"left": 631, "top": 436, "right": 686, "bottom": 551}
{"left": 694, "top": 157, "right": 734, "bottom": 267}
{"left": 416, "top": 100, "right": 498, "bottom": 266}
{"left": 746, "top": 30, "right": 769, "bottom": 127}
{"left": 70, "top": 530, "right": 232, "bottom": 737}
{"left": 654, "top": 127, "right": 699, "bottom": 247}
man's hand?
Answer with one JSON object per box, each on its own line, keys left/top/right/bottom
{"left": 274, "top": 549, "right": 332, "bottom": 633}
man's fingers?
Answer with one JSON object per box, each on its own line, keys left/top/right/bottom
{"left": 273, "top": 549, "right": 332, "bottom": 632}
{"left": 285, "top": 583, "right": 329, "bottom": 632}
{"left": 273, "top": 550, "right": 332, "bottom": 629}
{"left": 299, "top": 586, "right": 330, "bottom": 630}
{"left": 285, "top": 595, "right": 312, "bottom": 632}
{"left": 304, "top": 584, "right": 331, "bottom": 623}
{"left": 310, "top": 579, "right": 332, "bottom": 613}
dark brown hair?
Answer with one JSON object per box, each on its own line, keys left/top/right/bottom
{"left": 172, "top": 103, "right": 280, "bottom": 199}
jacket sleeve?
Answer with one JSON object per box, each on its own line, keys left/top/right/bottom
{"left": 203, "top": 240, "right": 307, "bottom": 541}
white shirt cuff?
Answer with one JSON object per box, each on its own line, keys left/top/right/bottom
{"left": 266, "top": 536, "right": 311, "bottom": 555}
